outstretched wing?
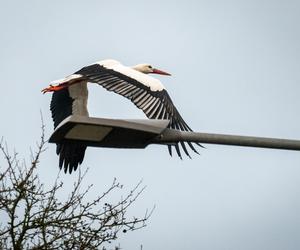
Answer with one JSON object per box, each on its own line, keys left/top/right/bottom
{"left": 50, "top": 81, "right": 88, "bottom": 173}
{"left": 75, "top": 62, "right": 202, "bottom": 158}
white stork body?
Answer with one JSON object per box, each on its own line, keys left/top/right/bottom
{"left": 68, "top": 81, "right": 89, "bottom": 116}
{"left": 45, "top": 59, "right": 201, "bottom": 174}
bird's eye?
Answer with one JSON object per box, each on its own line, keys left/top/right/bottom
{"left": 148, "top": 65, "right": 152, "bottom": 69}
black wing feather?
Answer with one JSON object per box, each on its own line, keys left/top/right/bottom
{"left": 50, "top": 88, "right": 73, "bottom": 128}
{"left": 76, "top": 64, "right": 201, "bottom": 158}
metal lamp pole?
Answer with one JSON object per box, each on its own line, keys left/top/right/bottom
{"left": 152, "top": 129, "right": 300, "bottom": 151}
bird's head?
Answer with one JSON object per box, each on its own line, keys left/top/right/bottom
{"left": 132, "top": 64, "right": 171, "bottom": 76}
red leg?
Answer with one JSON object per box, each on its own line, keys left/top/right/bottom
{"left": 41, "top": 83, "right": 68, "bottom": 94}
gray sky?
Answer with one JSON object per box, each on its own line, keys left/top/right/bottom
{"left": 1, "top": 0, "right": 300, "bottom": 249}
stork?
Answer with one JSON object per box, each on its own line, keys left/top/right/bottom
{"left": 43, "top": 59, "right": 202, "bottom": 173}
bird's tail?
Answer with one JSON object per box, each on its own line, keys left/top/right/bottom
{"left": 56, "top": 143, "right": 87, "bottom": 174}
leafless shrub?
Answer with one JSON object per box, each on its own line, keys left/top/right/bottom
{"left": 0, "top": 123, "right": 152, "bottom": 249}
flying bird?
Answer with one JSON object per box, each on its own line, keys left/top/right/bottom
{"left": 43, "top": 59, "right": 201, "bottom": 173}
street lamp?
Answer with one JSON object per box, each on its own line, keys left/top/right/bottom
{"left": 49, "top": 115, "right": 300, "bottom": 151}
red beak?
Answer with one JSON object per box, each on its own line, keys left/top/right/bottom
{"left": 152, "top": 68, "right": 171, "bottom": 76}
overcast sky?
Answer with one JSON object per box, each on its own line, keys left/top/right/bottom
{"left": 1, "top": 0, "right": 300, "bottom": 249}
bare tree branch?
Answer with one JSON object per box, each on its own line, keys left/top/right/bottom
{"left": 0, "top": 120, "right": 151, "bottom": 249}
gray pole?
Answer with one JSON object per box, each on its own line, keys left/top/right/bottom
{"left": 153, "top": 129, "right": 300, "bottom": 151}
